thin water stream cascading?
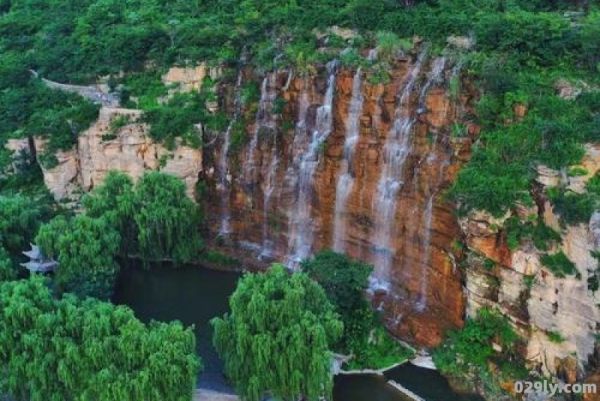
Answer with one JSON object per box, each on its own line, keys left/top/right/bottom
{"left": 218, "top": 70, "right": 244, "bottom": 236}
{"left": 370, "top": 49, "right": 429, "bottom": 289}
{"left": 333, "top": 68, "right": 364, "bottom": 252}
{"left": 287, "top": 61, "right": 338, "bottom": 267}
{"left": 415, "top": 195, "right": 434, "bottom": 312}
{"left": 260, "top": 132, "right": 280, "bottom": 259}
{"left": 413, "top": 56, "right": 448, "bottom": 311}
{"left": 243, "top": 74, "right": 277, "bottom": 187}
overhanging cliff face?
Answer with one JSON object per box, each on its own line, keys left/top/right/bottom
{"left": 203, "top": 49, "right": 479, "bottom": 346}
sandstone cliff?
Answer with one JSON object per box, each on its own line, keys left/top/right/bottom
{"left": 35, "top": 107, "right": 202, "bottom": 200}
{"left": 462, "top": 143, "right": 600, "bottom": 380}
{"left": 10, "top": 52, "right": 599, "bottom": 386}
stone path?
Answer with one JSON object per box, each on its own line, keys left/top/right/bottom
{"left": 31, "top": 70, "right": 120, "bottom": 107}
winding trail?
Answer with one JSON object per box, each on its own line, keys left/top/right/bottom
{"left": 31, "top": 70, "right": 120, "bottom": 107}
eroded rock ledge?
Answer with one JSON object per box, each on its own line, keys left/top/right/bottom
{"left": 35, "top": 107, "right": 202, "bottom": 200}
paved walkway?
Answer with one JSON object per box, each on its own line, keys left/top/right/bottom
{"left": 31, "top": 70, "right": 120, "bottom": 107}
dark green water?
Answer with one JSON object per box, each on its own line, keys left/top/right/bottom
{"left": 333, "top": 374, "right": 413, "bottom": 401}
{"left": 385, "top": 364, "right": 485, "bottom": 401}
{"left": 113, "top": 264, "right": 241, "bottom": 392}
{"left": 113, "top": 264, "right": 483, "bottom": 401}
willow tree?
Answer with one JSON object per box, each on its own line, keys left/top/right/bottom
{"left": 0, "top": 247, "right": 15, "bottom": 281}
{"left": 82, "top": 170, "right": 203, "bottom": 264}
{"left": 211, "top": 264, "right": 343, "bottom": 401}
{"left": 83, "top": 170, "right": 137, "bottom": 253}
{"left": 0, "top": 194, "right": 46, "bottom": 256}
{"left": 0, "top": 277, "right": 201, "bottom": 401}
{"left": 36, "top": 214, "right": 120, "bottom": 299}
{"left": 133, "top": 171, "right": 203, "bottom": 263}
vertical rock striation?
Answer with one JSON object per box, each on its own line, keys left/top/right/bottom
{"left": 205, "top": 47, "right": 478, "bottom": 346}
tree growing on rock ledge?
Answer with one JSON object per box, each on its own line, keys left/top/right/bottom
{"left": 211, "top": 264, "right": 343, "bottom": 401}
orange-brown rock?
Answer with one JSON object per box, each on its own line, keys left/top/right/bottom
{"left": 204, "top": 55, "right": 479, "bottom": 347}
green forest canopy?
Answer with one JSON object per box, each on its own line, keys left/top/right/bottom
{"left": 0, "top": 276, "right": 201, "bottom": 401}
{"left": 1, "top": 0, "right": 598, "bottom": 219}
{"left": 211, "top": 264, "right": 343, "bottom": 401}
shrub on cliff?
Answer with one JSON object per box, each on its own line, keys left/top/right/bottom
{"left": 541, "top": 251, "right": 578, "bottom": 278}
{"left": 211, "top": 264, "right": 343, "bottom": 401}
{"left": 433, "top": 307, "right": 526, "bottom": 392}
{"left": 0, "top": 276, "right": 201, "bottom": 401}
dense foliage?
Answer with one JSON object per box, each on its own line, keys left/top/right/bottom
{"left": 36, "top": 215, "right": 120, "bottom": 299}
{"left": 0, "top": 194, "right": 46, "bottom": 257}
{"left": 0, "top": 277, "right": 201, "bottom": 401}
{"left": 302, "top": 250, "right": 372, "bottom": 331}
{"left": 211, "top": 264, "right": 343, "bottom": 401}
{"left": 0, "top": 1, "right": 595, "bottom": 80}
{"left": 0, "top": 194, "right": 52, "bottom": 280}
{"left": 0, "top": 53, "right": 99, "bottom": 167}
{"left": 0, "top": 247, "right": 15, "bottom": 282}
{"left": 1, "top": 0, "right": 598, "bottom": 217}
{"left": 302, "top": 250, "right": 413, "bottom": 368}
{"left": 433, "top": 307, "right": 526, "bottom": 394}
{"left": 83, "top": 170, "right": 203, "bottom": 264}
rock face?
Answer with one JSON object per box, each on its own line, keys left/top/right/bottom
{"left": 462, "top": 145, "right": 600, "bottom": 379}
{"left": 162, "top": 64, "right": 221, "bottom": 93}
{"left": 23, "top": 57, "right": 600, "bottom": 383}
{"left": 36, "top": 107, "right": 202, "bottom": 200}
{"left": 203, "top": 49, "right": 478, "bottom": 346}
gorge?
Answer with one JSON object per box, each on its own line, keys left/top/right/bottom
{"left": 22, "top": 40, "right": 600, "bottom": 393}
{"left": 2, "top": 2, "right": 600, "bottom": 400}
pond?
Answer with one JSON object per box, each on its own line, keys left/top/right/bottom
{"left": 113, "top": 263, "right": 483, "bottom": 401}
{"left": 113, "top": 263, "right": 240, "bottom": 392}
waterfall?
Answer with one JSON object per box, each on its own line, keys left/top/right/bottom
{"left": 414, "top": 57, "right": 448, "bottom": 311}
{"left": 260, "top": 134, "right": 280, "bottom": 259}
{"left": 418, "top": 57, "right": 446, "bottom": 111}
{"left": 415, "top": 195, "right": 434, "bottom": 312}
{"left": 370, "top": 49, "right": 428, "bottom": 289}
{"left": 332, "top": 68, "right": 363, "bottom": 252}
{"left": 287, "top": 61, "right": 337, "bottom": 267}
{"left": 218, "top": 70, "right": 243, "bottom": 236}
{"left": 367, "top": 48, "right": 378, "bottom": 61}
{"left": 244, "top": 74, "right": 276, "bottom": 186}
